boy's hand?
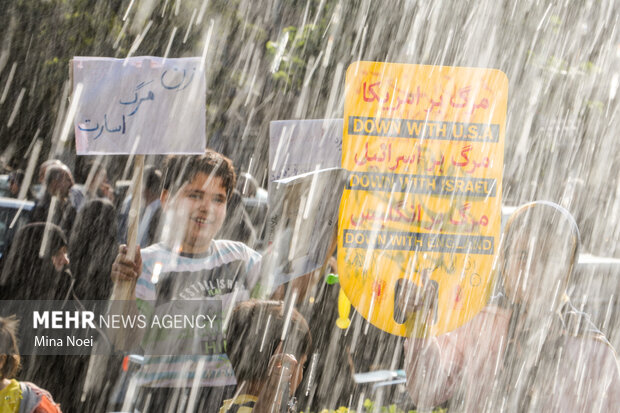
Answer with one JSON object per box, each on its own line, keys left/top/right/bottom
{"left": 111, "top": 244, "right": 142, "bottom": 283}
{"left": 107, "top": 245, "right": 145, "bottom": 346}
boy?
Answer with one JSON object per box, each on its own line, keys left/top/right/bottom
{"left": 111, "top": 149, "right": 261, "bottom": 411}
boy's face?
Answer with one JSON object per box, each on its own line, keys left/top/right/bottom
{"left": 166, "top": 172, "right": 227, "bottom": 254}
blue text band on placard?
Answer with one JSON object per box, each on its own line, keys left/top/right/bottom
{"left": 348, "top": 116, "right": 500, "bottom": 142}
{"left": 346, "top": 172, "right": 497, "bottom": 197}
{"left": 343, "top": 230, "right": 494, "bottom": 254}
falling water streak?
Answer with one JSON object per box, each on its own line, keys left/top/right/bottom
{"left": 40, "top": 197, "right": 59, "bottom": 258}
{"left": 175, "top": 0, "right": 182, "bottom": 16}
{"left": 83, "top": 155, "right": 105, "bottom": 196}
{"left": 271, "top": 126, "right": 289, "bottom": 173}
{"left": 438, "top": 29, "right": 454, "bottom": 68}
{"left": 186, "top": 358, "right": 206, "bottom": 411}
{"left": 602, "top": 294, "right": 614, "bottom": 331}
{"left": 163, "top": 26, "right": 178, "bottom": 60}
{"left": 239, "top": 108, "right": 255, "bottom": 141}
{"left": 259, "top": 314, "right": 272, "bottom": 353}
{"left": 311, "top": 0, "right": 326, "bottom": 27}
{"left": 122, "top": 0, "right": 136, "bottom": 21}
{"left": 9, "top": 139, "right": 41, "bottom": 229}
{"left": 238, "top": 41, "right": 256, "bottom": 88}
{"left": 199, "top": 20, "right": 215, "bottom": 72}
{"left": 58, "top": 82, "right": 84, "bottom": 144}
{"left": 151, "top": 262, "right": 163, "bottom": 284}
{"left": 160, "top": 0, "right": 169, "bottom": 17}
{"left": 222, "top": 287, "right": 239, "bottom": 332}
{"left": 8, "top": 203, "right": 26, "bottom": 231}
{"left": 196, "top": 0, "right": 208, "bottom": 25}
{"left": 120, "top": 376, "right": 139, "bottom": 412}
{"left": 364, "top": 295, "right": 375, "bottom": 336}
{"left": 28, "top": 74, "right": 38, "bottom": 98}
{"left": 551, "top": 346, "right": 564, "bottom": 396}
{"left": 271, "top": 31, "right": 290, "bottom": 73}
{"left": 7, "top": 87, "right": 26, "bottom": 128}
{"left": 183, "top": 9, "right": 197, "bottom": 44}
{"left": 16, "top": 139, "right": 42, "bottom": 203}
{"left": 113, "top": 19, "right": 130, "bottom": 50}
{"left": 322, "top": 36, "right": 333, "bottom": 68}
{"left": 244, "top": 158, "right": 254, "bottom": 194}
{"left": 355, "top": 24, "right": 368, "bottom": 63}
{"left": 125, "top": 20, "right": 153, "bottom": 61}
{"left": 281, "top": 290, "right": 298, "bottom": 340}
{"left": 243, "top": 57, "right": 259, "bottom": 107}
{"left": 303, "top": 51, "right": 323, "bottom": 88}
{"left": 50, "top": 80, "right": 71, "bottom": 151}
{"left": 356, "top": 392, "right": 365, "bottom": 412}
{"left": 121, "top": 137, "right": 142, "bottom": 181}
{"left": 288, "top": 194, "right": 307, "bottom": 262}
{"left": 323, "top": 62, "right": 343, "bottom": 117}
{"left": 304, "top": 353, "right": 318, "bottom": 396}
{"left": 303, "top": 164, "right": 322, "bottom": 220}
{"left": 0, "top": 62, "right": 17, "bottom": 104}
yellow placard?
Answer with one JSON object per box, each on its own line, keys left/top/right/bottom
{"left": 338, "top": 62, "right": 507, "bottom": 337}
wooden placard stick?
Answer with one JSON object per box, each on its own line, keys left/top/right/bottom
{"left": 111, "top": 154, "right": 144, "bottom": 300}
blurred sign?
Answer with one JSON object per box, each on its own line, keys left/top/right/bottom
{"left": 72, "top": 56, "right": 206, "bottom": 154}
{"left": 264, "top": 168, "right": 345, "bottom": 287}
{"left": 268, "top": 119, "right": 342, "bottom": 188}
{"left": 338, "top": 62, "right": 508, "bottom": 336}
{"left": 265, "top": 119, "right": 344, "bottom": 286}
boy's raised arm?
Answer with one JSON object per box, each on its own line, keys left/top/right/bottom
{"left": 107, "top": 245, "right": 145, "bottom": 349}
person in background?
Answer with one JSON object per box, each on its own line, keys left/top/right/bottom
{"left": 71, "top": 162, "right": 114, "bottom": 210}
{"left": 0, "top": 223, "right": 73, "bottom": 409}
{"left": 68, "top": 199, "right": 118, "bottom": 301}
{"left": 31, "top": 165, "right": 76, "bottom": 236}
{"left": 32, "top": 160, "right": 80, "bottom": 207}
{"left": 0, "top": 223, "right": 71, "bottom": 301}
{"left": 403, "top": 201, "right": 620, "bottom": 412}
{"left": 0, "top": 316, "right": 62, "bottom": 413}
{"left": 7, "top": 170, "right": 24, "bottom": 198}
{"left": 32, "top": 160, "right": 63, "bottom": 200}
{"left": 223, "top": 300, "right": 312, "bottom": 413}
{"left": 117, "top": 165, "right": 162, "bottom": 246}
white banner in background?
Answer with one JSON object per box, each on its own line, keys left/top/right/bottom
{"left": 73, "top": 56, "right": 206, "bottom": 155}
{"left": 268, "top": 118, "right": 342, "bottom": 187}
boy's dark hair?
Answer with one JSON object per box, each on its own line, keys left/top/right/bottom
{"left": 0, "top": 316, "right": 21, "bottom": 380}
{"left": 162, "top": 149, "right": 236, "bottom": 200}
{"left": 226, "top": 300, "right": 312, "bottom": 384}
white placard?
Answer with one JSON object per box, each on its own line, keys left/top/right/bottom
{"left": 268, "top": 118, "right": 342, "bottom": 188}
{"left": 73, "top": 56, "right": 206, "bottom": 155}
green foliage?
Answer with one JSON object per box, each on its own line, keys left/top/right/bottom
{"left": 265, "top": 19, "right": 327, "bottom": 93}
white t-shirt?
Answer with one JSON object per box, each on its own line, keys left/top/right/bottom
{"left": 134, "top": 240, "right": 261, "bottom": 388}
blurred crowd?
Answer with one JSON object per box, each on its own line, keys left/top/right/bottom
{"left": 0, "top": 153, "right": 619, "bottom": 413}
